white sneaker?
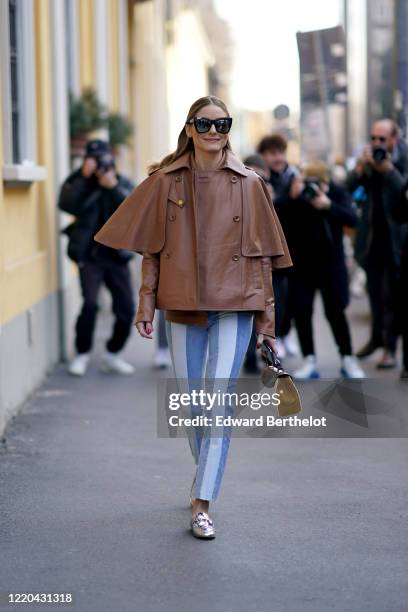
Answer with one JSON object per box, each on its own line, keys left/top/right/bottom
{"left": 68, "top": 353, "right": 91, "bottom": 377}
{"left": 100, "top": 351, "right": 135, "bottom": 375}
{"left": 340, "top": 355, "right": 366, "bottom": 379}
{"left": 153, "top": 348, "right": 171, "bottom": 369}
{"left": 275, "top": 337, "right": 287, "bottom": 359}
{"left": 283, "top": 330, "right": 300, "bottom": 357}
{"left": 293, "top": 355, "right": 320, "bottom": 379}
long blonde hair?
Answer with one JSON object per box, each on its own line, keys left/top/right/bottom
{"left": 147, "top": 95, "right": 232, "bottom": 175}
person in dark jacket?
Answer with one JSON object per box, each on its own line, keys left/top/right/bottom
{"left": 388, "top": 181, "right": 408, "bottom": 378}
{"left": 285, "top": 161, "right": 365, "bottom": 379}
{"left": 242, "top": 153, "right": 272, "bottom": 374}
{"left": 347, "top": 119, "right": 408, "bottom": 368}
{"left": 58, "top": 139, "right": 136, "bottom": 376}
{"left": 257, "top": 134, "right": 300, "bottom": 359}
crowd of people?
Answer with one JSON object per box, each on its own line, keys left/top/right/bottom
{"left": 243, "top": 118, "right": 408, "bottom": 380}
{"left": 58, "top": 117, "right": 408, "bottom": 380}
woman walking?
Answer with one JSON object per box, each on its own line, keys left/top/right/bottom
{"left": 94, "top": 96, "right": 292, "bottom": 539}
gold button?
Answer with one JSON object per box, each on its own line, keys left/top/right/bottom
{"left": 169, "top": 214, "right": 176, "bottom": 221}
{"left": 231, "top": 176, "right": 238, "bottom": 183}
{"left": 175, "top": 175, "right": 182, "bottom": 182}
{"left": 233, "top": 215, "right": 240, "bottom": 222}
{"left": 177, "top": 199, "right": 184, "bottom": 207}
{"left": 232, "top": 254, "right": 240, "bottom": 261}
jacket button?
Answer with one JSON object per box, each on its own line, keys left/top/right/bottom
{"left": 233, "top": 215, "right": 240, "bottom": 222}
{"left": 175, "top": 175, "right": 182, "bottom": 182}
{"left": 168, "top": 214, "right": 176, "bottom": 221}
{"left": 231, "top": 176, "right": 238, "bottom": 183}
{"left": 177, "top": 199, "right": 184, "bottom": 207}
{"left": 232, "top": 254, "right": 240, "bottom": 261}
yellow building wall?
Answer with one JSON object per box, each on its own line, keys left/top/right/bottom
{"left": 1, "top": 0, "right": 57, "bottom": 326}
{"left": 0, "top": 0, "right": 138, "bottom": 327}
{"left": 79, "top": 0, "right": 95, "bottom": 89}
{"left": 0, "top": 74, "right": 5, "bottom": 328}
{"left": 108, "top": 0, "right": 120, "bottom": 112}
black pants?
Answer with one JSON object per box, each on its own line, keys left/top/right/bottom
{"left": 75, "top": 258, "right": 135, "bottom": 354}
{"left": 398, "top": 244, "right": 408, "bottom": 370}
{"left": 245, "top": 269, "right": 292, "bottom": 366}
{"left": 272, "top": 269, "right": 289, "bottom": 338}
{"left": 365, "top": 248, "right": 399, "bottom": 353}
{"left": 292, "top": 265, "right": 352, "bottom": 357}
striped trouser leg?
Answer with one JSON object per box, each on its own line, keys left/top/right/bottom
{"left": 196, "top": 311, "right": 253, "bottom": 501}
{"left": 165, "top": 318, "right": 209, "bottom": 464}
{"left": 166, "top": 311, "right": 254, "bottom": 501}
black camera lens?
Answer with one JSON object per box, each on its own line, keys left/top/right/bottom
{"left": 301, "top": 180, "right": 320, "bottom": 203}
{"left": 372, "top": 146, "right": 387, "bottom": 162}
{"left": 96, "top": 153, "right": 115, "bottom": 173}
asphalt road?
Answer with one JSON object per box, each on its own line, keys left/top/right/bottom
{"left": 1, "top": 295, "right": 407, "bottom": 612}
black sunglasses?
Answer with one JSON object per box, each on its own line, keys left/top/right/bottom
{"left": 371, "top": 135, "right": 386, "bottom": 143}
{"left": 187, "top": 116, "right": 233, "bottom": 134}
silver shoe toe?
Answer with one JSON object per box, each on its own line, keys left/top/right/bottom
{"left": 190, "top": 512, "right": 216, "bottom": 539}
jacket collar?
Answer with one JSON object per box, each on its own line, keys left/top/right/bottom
{"left": 163, "top": 148, "right": 251, "bottom": 176}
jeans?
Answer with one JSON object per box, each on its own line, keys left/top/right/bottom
{"left": 165, "top": 311, "right": 254, "bottom": 501}
{"left": 75, "top": 258, "right": 135, "bottom": 354}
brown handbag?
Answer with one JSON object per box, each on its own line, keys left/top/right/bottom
{"left": 260, "top": 341, "right": 302, "bottom": 417}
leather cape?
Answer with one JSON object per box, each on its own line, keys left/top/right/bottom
{"left": 94, "top": 149, "right": 292, "bottom": 269}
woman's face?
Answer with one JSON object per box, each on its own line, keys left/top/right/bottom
{"left": 185, "top": 104, "right": 230, "bottom": 155}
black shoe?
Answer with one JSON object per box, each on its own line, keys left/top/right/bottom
{"left": 376, "top": 350, "right": 396, "bottom": 369}
{"left": 356, "top": 339, "right": 382, "bottom": 359}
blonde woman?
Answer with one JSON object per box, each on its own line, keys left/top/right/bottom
{"left": 94, "top": 96, "right": 292, "bottom": 539}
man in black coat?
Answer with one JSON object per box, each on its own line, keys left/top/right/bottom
{"left": 284, "top": 161, "right": 365, "bottom": 379}
{"left": 257, "top": 134, "right": 301, "bottom": 359}
{"left": 58, "top": 139, "right": 136, "bottom": 376}
{"left": 388, "top": 180, "right": 408, "bottom": 378}
{"left": 347, "top": 119, "right": 408, "bottom": 368}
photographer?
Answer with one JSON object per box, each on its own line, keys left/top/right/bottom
{"left": 284, "top": 161, "right": 365, "bottom": 379}
{"left": 347, "top": 119, "right": 408, "bottom": 369}
{"left": 257, "top": 134, "right": 300, "bottom": 358}
{"left": 58, "top": 139, "right": 136, "bottom": 377}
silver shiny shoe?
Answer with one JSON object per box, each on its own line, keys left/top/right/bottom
{"left": 190, "top": 512, "right": 216, "bottom": 539}
{"left": 189, "top": 473, "right": 196, "bottom": 507}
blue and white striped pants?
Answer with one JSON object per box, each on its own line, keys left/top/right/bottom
{"left": 165, "top": 311, "right": 254, "bottom": 501}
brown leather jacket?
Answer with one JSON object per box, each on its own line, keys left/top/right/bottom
{"left": 94, "top": 149, "right": 293, "bottom": 337}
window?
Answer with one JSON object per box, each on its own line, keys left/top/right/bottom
{"left": 9, "top": 0, "right": 21, "bottom": 163}
{"left": 1, "top": 0, "right": 42, "bottom": 179}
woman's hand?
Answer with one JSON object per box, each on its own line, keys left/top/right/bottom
{"left": 136, "top": 321, "right": 154, "bottom": 339}
{"left": 256, "top": 333, "right": 276, "bottom": 353}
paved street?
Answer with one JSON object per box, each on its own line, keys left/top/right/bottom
{"left": 1, "top": 295, "right": 407, "bottom": 612}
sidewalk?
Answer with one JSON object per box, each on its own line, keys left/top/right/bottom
{"left": 0, "top": 297, "right": 407, "bottom": 612}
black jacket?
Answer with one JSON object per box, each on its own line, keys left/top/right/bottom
{"left": 58, "top": 169, "right": 134, "bottom": 263}
{"left": 267, "top": 164, "right": 297, "bottom": 235}
{"left": 273, "top": 180, "right": 358, "bottom": 271}
{"left": 389, "top": 179, "right": 408, "bottom": 261}
{"left": 347, "top": 140, "right": 408, "bottom": 269}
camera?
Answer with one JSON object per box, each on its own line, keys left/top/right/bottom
{"left": 372, "top": 146, "right": 387, "bottom": 163}
{"left": 301, "top": 179, "right": 320, "bottom": 203}
{"left": 93, "top": 152, "right": 115, "bottom": 174}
